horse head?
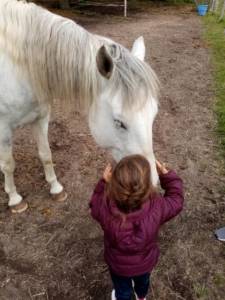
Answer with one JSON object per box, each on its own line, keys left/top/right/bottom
{"left": 89, "top": 36, "right": 159, "bottom": 186}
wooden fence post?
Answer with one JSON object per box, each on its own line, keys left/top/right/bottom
{"left": 124, "top": 0, "right": 127, "bottom": 17}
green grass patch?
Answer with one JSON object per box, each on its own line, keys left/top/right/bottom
{"left": 193, "top": 283, "right": 209, "bottom": 299}
{"left": 213, "top": 272, "right": 225, "bottom": 288}
{"left": 203, "top": 15, "right": 225, "bottom": 154}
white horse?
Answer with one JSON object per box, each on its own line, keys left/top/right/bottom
{"left": 0, "top": 0, "right": 159, "bottom": 213}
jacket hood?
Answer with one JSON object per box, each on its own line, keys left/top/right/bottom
{"left": 106, "top": 198, "right": 151, "bottom": 253}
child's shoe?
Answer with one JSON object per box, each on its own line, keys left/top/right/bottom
{"left": 134, "top": 293, "right": 146, "bottom": 300}
{"left": 133, "top": 281, "right": 146, "bottom": 300}
{"left": 111, "top": 290, "right": 116, "bottom": 300}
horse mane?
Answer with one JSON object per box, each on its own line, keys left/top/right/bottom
{"left": 0, "top": 0, "right": 159, "bottom": 112}
{"left": 107, "top": 44, "right": 159, "bottom": 110}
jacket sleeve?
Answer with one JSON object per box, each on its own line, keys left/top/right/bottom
{"left": 89, "top": 178, "right": 106, "bottom": 223}
{"left": 158, "top": 170, "right": 184, "bottom": 224}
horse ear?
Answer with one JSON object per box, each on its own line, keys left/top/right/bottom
{"left": 96, "top": 46, "right": 114, "bottom": 79}
{"left": 131, "top": 36, "right": 145, "bottom": 61}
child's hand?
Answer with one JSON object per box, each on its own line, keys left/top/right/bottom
{"left": 156, "top": 160, "right": 169, "bottom": 175}
{"left": 103, "top": 164, "right": 112, "bottom": 182}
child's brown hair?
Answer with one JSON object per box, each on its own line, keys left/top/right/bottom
{"left": 106, "top": 154, "right": 155, "bottom": 213}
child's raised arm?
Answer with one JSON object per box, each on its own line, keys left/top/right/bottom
{"left": 89, "top": 178, "right": 106, "bottom": 222}
{"left": 156, "top": 160, "right": 184, "bottom": 224}
{"left": 89, "top": 164, "right": 112, "bottom": 223}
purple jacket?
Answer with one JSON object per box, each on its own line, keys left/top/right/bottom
{"left": 90, "top": 170, "right": 183, "bottom": 277}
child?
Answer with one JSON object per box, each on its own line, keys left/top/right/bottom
{"left": 89, "top": 154, "right": 183, "bottom": 300}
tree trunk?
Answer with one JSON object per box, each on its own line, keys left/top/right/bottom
{"left": 219, "top": 0, "right": 225, "bottom": 20}
{"left": 215, "top": 0, "right": 220, "bottom": 12}
{"left": 210, "top": 0, "right": 215, "bottom": 12}
{"left": 210, "top": 0, "right": 219, "bottom": 12}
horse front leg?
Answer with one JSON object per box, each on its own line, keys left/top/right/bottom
{"left": 32, "top": 115, "right": 67, "bottom": 202}
{"left": 0, "top": 126, "right": 28, "bottom": 212}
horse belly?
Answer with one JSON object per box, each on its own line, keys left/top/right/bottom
{"left": 0, "top": 52, "right": 42, "bottom": 128}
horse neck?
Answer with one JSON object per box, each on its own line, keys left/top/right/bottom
{"left": 0, "top": 0, "right": 106, "bottom": 111}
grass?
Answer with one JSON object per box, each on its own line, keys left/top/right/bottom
{"left": 213, "top": 272, "right": 225, "bottom": 288}
{"left": 193, "top": 283, "right": 209, "bottom": 299}
{"left": 203, "top": 14, "right": 225, "bottom": 154}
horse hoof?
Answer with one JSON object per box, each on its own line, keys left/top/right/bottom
{"left": 51, "top": 190, "right": 68, "bottom": 202}
{"left": 10, "top": 201, "right": 28, "bottom": 214}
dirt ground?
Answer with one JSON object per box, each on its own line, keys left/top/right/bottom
{"left": 0, "top": 4, "right": 225, "bottom": 300}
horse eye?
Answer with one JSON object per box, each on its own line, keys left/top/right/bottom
{"left": 114, "top": 119, "right": 127, "bottom": 130}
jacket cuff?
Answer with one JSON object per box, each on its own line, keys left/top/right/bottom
{"left": 94, "top": 178, "right": 106, "bottom": 193}
{"left": 159, "top": 170, "right": 178, "bottom": 183}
